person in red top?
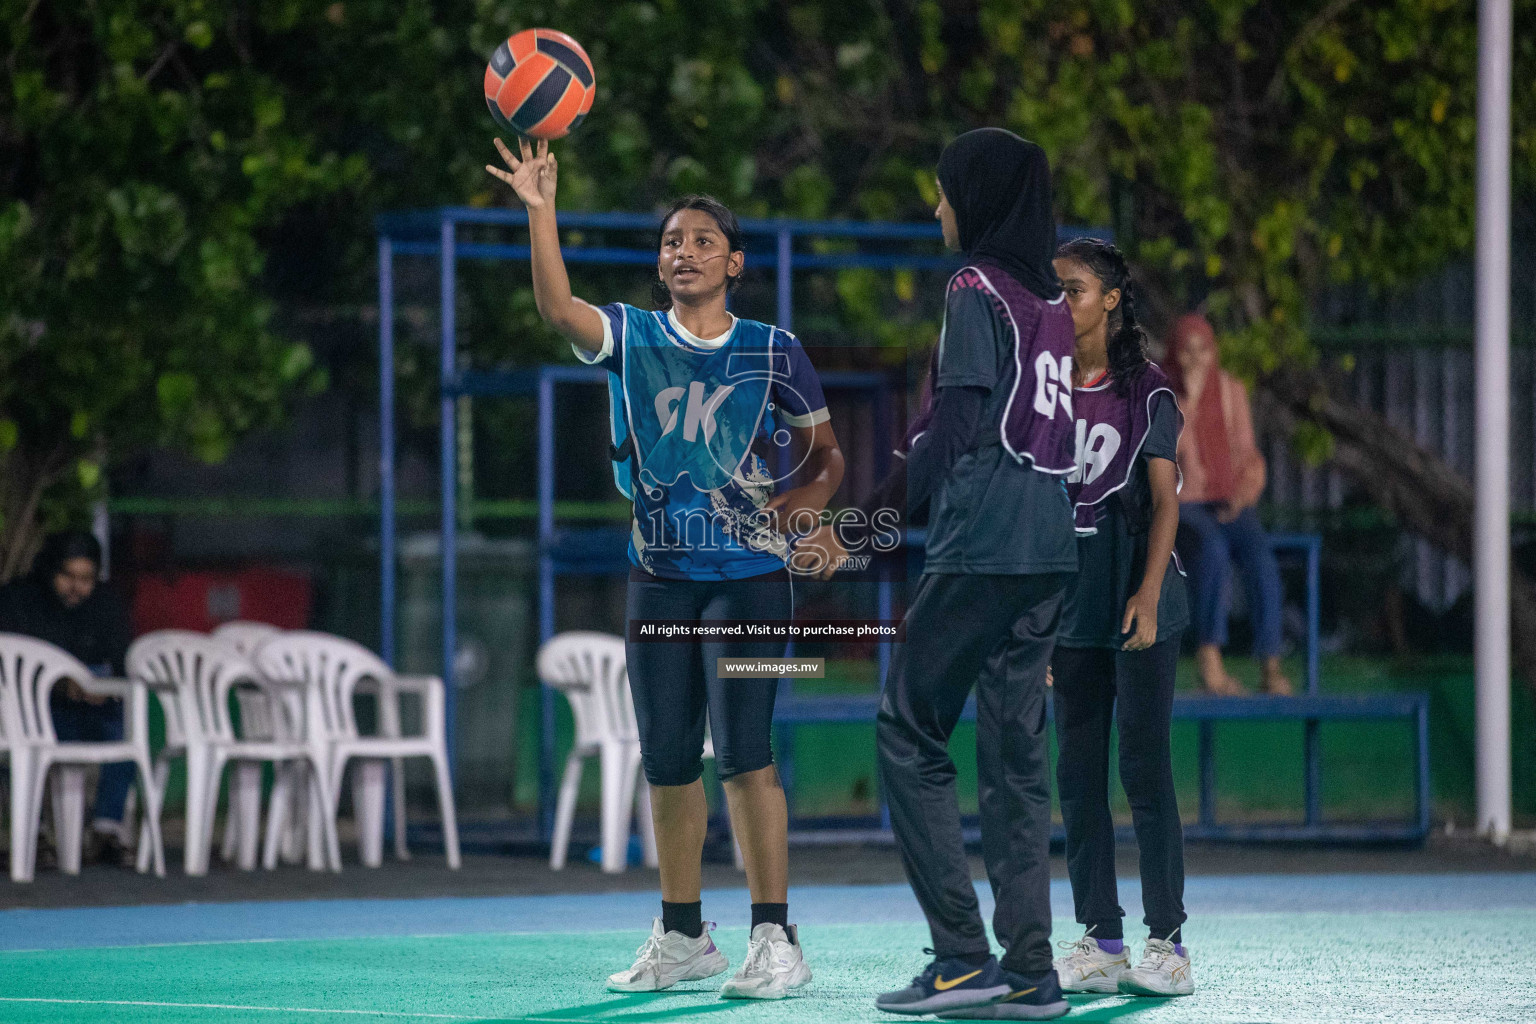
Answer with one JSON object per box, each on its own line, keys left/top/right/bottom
{"left": 1165, "top": 315, "right": 1293, "bottom": 696}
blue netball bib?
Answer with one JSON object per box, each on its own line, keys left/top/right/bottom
{"left": 623, "top": 325, "right": 777, "bottom": 494}
{"left": 582, "top": 304, "right": 830, "bottom": 581}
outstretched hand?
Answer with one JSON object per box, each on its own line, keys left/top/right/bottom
{"left": 486, "top": 136, "right": 557, "bottom": 209}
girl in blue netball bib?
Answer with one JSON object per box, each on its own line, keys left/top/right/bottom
{"left": 489, "top": 137, "right": 844, "bottom": 1000}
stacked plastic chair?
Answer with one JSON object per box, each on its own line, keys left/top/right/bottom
{"left": 254, "top": 632, "right": 460, "bottom": 870}
{"left": 209, "top": 621, "right": 297, "bottom": 867}
{"left": 128, "top": 630, "right": 329, "bottom": 876}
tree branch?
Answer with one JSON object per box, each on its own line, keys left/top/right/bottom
{"left": 1256, "top": 364, "right": 1536, "bottom": 701}
{"left": 1262, "top": 0, "right": 1368, "bottom": 105}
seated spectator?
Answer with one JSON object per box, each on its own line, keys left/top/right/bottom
{"left": 0, "top": 531, "right": 136, "bottom": 865}
{"left": 1165, "top": 315, "right": 1293, "bottom": 697}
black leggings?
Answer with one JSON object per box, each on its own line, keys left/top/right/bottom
{"left": 1051, "top": 639, "right": 1186, "bottom": 943}
{"left": 626, "top": 567, "right": 791, "bottom": 786}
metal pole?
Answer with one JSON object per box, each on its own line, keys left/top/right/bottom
{"left": 1417, "top": 698, "right": 1432, "bottom": 839}
{"left": 379, "top": 237, "right": 397, "bottom": 666}
{"left": 1198, "top": 723, "right": 1216, "bottom": 828}
{"left": 537, "top": 369, "right": 557, "bottom": 840}
{"left": 1306, "top": 542, "right": 1320, "bottom": 694}
{"left": 439, "top": 216, "right": 459, "bottom": 772}
{"left": 1475, "top": 0, "right": 1512, "bottom": 843}
{"left": 1303, "top": 718, "right": 1321, "bottom": 827}
{"left": 776, "top": 227, "right": 793, "bottom": 332}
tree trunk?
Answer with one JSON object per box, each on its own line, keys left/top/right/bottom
{"left": 0, "top": 443, "right": 70, "bottom": 584}
{"left": 1257, "top": 365, "right": 1536, "bottom": 699}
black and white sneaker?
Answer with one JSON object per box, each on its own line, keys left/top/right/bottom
{"left": 874, "top": 952, "right": 1012, "bottom": 1015}
{"left": 937, "top": 968, "right": 1070, "bottom": 1020}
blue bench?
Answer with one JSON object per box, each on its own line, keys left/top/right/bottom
{"left": 773, "top": 690, "right": 1430, "bottom": 844}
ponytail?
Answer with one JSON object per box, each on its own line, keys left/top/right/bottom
{"left": 1055, "top": 238, "right": 1149, "bottom": 396}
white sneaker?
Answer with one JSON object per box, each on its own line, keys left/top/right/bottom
{"left": 1053, "top": 932, "right": 1129, "bottom": 994}
{"left": 1118, "top": 938, "right": 1194, "bottom": 996}
{"left": 606, "top": 918, "right": 729, "bottom": 992}
{"left": 719, "top": 923, "right": 811, "bottom": 1000}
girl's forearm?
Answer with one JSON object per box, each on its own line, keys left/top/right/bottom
{"left": 1140, "top": 505, "right": 1176, "bottom": 596}
{"left": 527, "top": 205, "right": 605, "bottom": 351}
{"left": 799, "top": 443, "right": 846, "bottom": 512}
{"left": 527, "top": 205, "right": 574, "bottom": 325}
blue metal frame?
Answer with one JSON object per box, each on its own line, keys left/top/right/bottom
{"left": 375, "top": 208, "right": 1105, "bottom": 834}
{"left": 376, "top": 207, "right": 1429, "bottom": 848}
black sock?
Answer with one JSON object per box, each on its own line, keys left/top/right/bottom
{"left": 750, "top": 902, "right": 792, "bottom": 941}
{"left": 662, "top": 900, "right": 703, "bottom": 939}
{"left": 955, "top": 950, "right": 992, "bottom": 967}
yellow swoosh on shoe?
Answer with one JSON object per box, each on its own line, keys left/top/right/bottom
{"left": 933, "top": 970, "right": 983, "bottom": 991}
{"left": 1001, "top": 987, "right": 1038, "bottom": 1002}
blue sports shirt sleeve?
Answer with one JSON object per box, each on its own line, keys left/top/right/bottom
{"left": 771, "top": 333, "right": 830, "bottom": 428}
{"left": 570, "top": 302, "right": 628, "bottom": 375}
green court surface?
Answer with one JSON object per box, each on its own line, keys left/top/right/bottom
{"left": 2, "top": 880, "right": 1531, "bottom": 1024}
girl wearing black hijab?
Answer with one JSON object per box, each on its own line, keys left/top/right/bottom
{"left": 810, "top": 129, "right": 1078, "bottom": 1020}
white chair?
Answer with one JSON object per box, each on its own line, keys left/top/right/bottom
{"left": 539, "top": 632, "right": 741, "bottom": 875}
{"left": 0, "top": 633, "right": 165, "bottom": 882}
{"left": 254, "top": 632, "right": 460, "bottom": 870}
{"left": 217, "top": 622, "right": 411, "bottom": 867}
{"left": 540, "top": 632, "right": 648, "bottom": 874}
{"left": 129, "top": 630, "right": 328, "bottom": 876}
{"left": 209, "top": 621, "right": 302, "bottom": 867}
{"left": 212, "top": 621, "right": 283, "bottom": 660}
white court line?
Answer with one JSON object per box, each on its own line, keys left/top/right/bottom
{"left": 0, "top": 926, "right": 645, "bottom": 955}
{"left": 0, "top": 997, "right": 481, "bottom": 1019}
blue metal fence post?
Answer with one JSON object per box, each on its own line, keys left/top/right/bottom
{"left": 776, "top": 226, "right": 793, "bottom": 332}
{"left": 1198, "top": 723, "right": 1216, "bottom": 828}
{"left": 1304, "top": 539, "right": 1322, "bottom": 826}
{"left": 537, "top": 368, "right": 557, "bottom": 840}
{"left": 1306, "top": 542, "right": 1321, "bottom": 694}
{"left": 1303, "top": 718, "right": 1321, "bottom": 827}
{"left": 439, "top": 215, "right": 458, "bottom": 774}
{"left": 380, "top": 235, "right": 401, "bottom": 849}
{"left": 379, "top": 237, "right": 397, "bottom": 666}
{"left": 1416, "top": 697, "right": 1432, "bottom": 836}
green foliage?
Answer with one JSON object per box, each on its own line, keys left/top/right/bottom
{"left": 4, "top": 0, "right": 1531, "bottom": 562}
{"left": 0, "top": 0, "right": 342, "bottom": 561}
{"left": 958, "top": 1, "right": 1536, "bottom": 372}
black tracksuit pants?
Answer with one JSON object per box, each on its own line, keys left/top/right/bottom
{"left": 1051, "top": 639, "right": 1187, "bottom": 943}
{"left": 876, "top": 571, "right": 1070, "bottom": 975}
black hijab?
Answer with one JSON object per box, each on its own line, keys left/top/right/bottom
{"left": 937, "top": 128, "right": 1061, "bottom": 301}
{"left": 0, "top": 530, "right": 131, "bottom": 677}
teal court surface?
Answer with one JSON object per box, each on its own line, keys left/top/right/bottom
{"left": 2, "top": 873, "right": 1532, "bottom": 1024}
